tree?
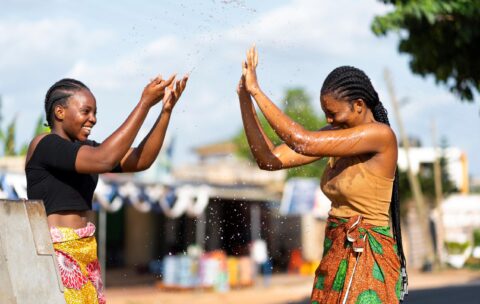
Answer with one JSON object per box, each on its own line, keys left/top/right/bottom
{"left": 233, "top": 88, "right": 328, "bottom": 179}
{"left": 17, "top": 114, "right": 50, "bottom": 155}
{"left": 4, "top": 116, "right": 17, "bottom": 156}
{"left": 0, "top": 94, "right": 48, "bottom": 156}
{"left": 0, "top": 95, "right": 16, "bottom": 156}
{"left": 372, "top": 0, "right": 480, "bottom": 101}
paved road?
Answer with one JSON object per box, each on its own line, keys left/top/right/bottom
{"left": 106, "top": 270, "right": 480, "bottom": 304}
{"left": 405, "top": 284, "right": 478, "bottom": 304}
{"left": 291, "top": 284, "right": 479, "bottom": 304}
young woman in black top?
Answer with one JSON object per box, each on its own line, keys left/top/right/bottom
{"left": 25, "top": 74, "right": 188, "bottom": 303}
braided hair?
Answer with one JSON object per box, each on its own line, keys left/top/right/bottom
{"left": 321, "top": 66, "right": 408, "bottom": 299}
{"left": 44, "top": 78, "right": 90, "bottom": 128}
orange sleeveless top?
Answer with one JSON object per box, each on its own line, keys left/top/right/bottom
{"left": 321, "top": 156, "right": 393, "bottom": 226}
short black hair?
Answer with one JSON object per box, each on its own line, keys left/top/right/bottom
{"left": 44, "top": 78, "right": 90, "bottom": 128}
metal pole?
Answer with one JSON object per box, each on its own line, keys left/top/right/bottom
{"left": 250, "top": 204, "right": 261, "bottom": 241}
{"left": 98, "top": 207, "right": 107, "bottom": 286}
{"left": 432, "top": 120, "right": 444, "bottom": 205}
{"left": 384, "top": 69, "right": 435, "bottom": 268}
{"left": 432, "top": 119, "right": 446, "bottom": 265}
{"left": 195, "top": 213, "right": 206, "bottom": 250}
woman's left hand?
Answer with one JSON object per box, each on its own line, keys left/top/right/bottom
{"left": 163, "top": 74, "right": 189, "bottom": 112}
{"left": 242, "top": 45, "right": 260, "bottom": 94}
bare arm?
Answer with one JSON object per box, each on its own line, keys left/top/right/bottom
{"left": 243, "top": 46, "right": 394, "bottom": 158}
{"left": 120, "top": 75, "right": 188, "bottom": 172}
{"left": 75, "top": 75, "right": 176, "bottom": 174}
{"left": 238, "top": 76, "right": 321, "bottom": 171}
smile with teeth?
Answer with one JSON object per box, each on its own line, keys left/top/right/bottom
{"left": 82, "top": 126, "right": 92, "bottom": 134}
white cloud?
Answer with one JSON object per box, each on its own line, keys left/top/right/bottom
{"left": 67, "top": 35, "right": 191, "bottom": 91}
{"left": 1, "top": 0, "right": 478, "bottom": 177}
{"left": 0, "top": 19, "right": 112, "bottom": 69}
{"left": 225, "top": 0, "right": 389, "bottom": 55}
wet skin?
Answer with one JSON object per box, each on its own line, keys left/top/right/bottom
{"left": 238, "top": 45, "right": 397, "bottom": 180}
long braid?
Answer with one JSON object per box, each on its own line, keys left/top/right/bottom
{"left": 44, "top": 78, "right": 90, "bottom": 128}
{"left": 321, "top": 66, "right": 408, "bottom": 300}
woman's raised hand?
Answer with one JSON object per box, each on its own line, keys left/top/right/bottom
{"left": 163, "top": 74, "right": 189, "bottom": 112}
{"left": 237, "top": 74, "right": 247, "bottom": 96}
{"left": 140, "top": 74, "right": 176, "bottom": 108}
{"left": 242, "top": 45, "right": 259, "bottom": 94}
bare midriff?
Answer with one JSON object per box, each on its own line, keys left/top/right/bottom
{"left": 47, "top": 210, "right": 90, "bottom": 229}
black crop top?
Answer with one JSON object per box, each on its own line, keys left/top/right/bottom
{"left": 26, "top": 133, "right": 122, "bottom": 215}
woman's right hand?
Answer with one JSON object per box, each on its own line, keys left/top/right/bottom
{"left": 237, "top": 75, "right": 249, "bottom": 97}
{"left": 140, "top": 74, "right": 176, "bottom": 108}
{"left": 162, "top": 74, "right": 189, "bottom": 112}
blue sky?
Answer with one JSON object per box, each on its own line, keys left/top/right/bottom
{"left": 1, "top": 0, "right": 479, "bottom": 178}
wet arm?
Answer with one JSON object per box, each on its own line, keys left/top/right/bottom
{"left": 75, "top": 75, "right": 175, "bottom": 173}
{"left": 243, "top": 47, "right": 392, "bottom": 157}
{"left": 250, "top": 90, "right": 394, "bottom": 158}
{"left": 239, "top": 85, "right": 320, "bottom": 170}
{"left": 118, "top": 107, "right": 172, "bottom": 172}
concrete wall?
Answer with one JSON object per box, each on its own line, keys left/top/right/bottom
{"left": 0, "top": 200, "right": 65, "bottom": 303}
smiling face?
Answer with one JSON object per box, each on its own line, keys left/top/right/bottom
{"left": 53, "top": 89, "right": 97, "bottom": 142}
{"left": 320, "top": 94, "right": 358, "bottom": 129}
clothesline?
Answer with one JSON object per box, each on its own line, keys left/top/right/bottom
{"left": 0, "top": 172, "right": 212, "bottom": 218}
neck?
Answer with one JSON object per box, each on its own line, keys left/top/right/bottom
{"left": 51, "top": 128, "right": 73, "bottom": 142}
{"left": 364, "top": 110, "right": 376, "bottom": 123}
{"left": 352, "top": 109, "right": 375, "bottom": 127}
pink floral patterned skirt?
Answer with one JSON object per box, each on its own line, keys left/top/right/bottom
{"left": 50, "top": 222, "right": 106, "bottom": 304}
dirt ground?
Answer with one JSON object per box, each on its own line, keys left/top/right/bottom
{"left": 105, "top": 269, "right": 480, "bottom": 304}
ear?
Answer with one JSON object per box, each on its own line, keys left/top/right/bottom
{"left": 54, "top": 104, "right": 65, "bottom": 121}
{"left": 353, "top": 99, "right": 365, "bottom": 113}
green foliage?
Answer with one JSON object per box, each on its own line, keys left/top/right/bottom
{"left": 0, "top": 95, "right": 48, "bottom": 156}
{"left": 444, "top": 241, "right": 470, "bottom": 254}
{"left": 4, "top": 117, "right": 17, "bottom": 156}
{"left": 473, "top": 229, "right": 480, "bottom": 247}
{"left": 283, "top": 88, "right": 320, "bottom": 127}
{"left": 34, "top": 114, "right": 51, "bottom": 136}
{"left": 466, "top": 231, "right": 480, "bottom": 268}
{"left": 233, "top": 110, "right": 283, "bottom": 160}
{"left": 372, "top": 0, "right": 480, "bottom": 101}
{"left": 233, "top": 87, "right": 328, "bottom": 179}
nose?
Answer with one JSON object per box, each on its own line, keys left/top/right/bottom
{"left": 89, "top": 113, "right": 97, "bottom": 125}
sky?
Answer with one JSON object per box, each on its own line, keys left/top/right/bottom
{"left": 1, "top": 0, "right": 479, "bottom": 178}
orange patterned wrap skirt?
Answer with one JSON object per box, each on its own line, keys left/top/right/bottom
{"left": 311, "top": 215, "right": 404, "bottom": 304}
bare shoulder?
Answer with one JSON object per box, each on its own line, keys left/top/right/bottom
{"left": 26, "top": 133, "right": 50, "bottom": 163}
{"left": 369, "top": 122, "right": 397, "bottom": 145}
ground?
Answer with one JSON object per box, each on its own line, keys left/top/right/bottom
{"left": 105, "top": 269, "right": 480, "bottom": 304}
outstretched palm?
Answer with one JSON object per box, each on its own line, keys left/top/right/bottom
{"left": 163, "top": 75, "right": 189, "bottom": 111}
{"left": 242, "top": 45, "right": 259, "bottom": 93}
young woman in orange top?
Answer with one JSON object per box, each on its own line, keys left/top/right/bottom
{"left": 238, "top": 46, "right": 407, "bottom": 303}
